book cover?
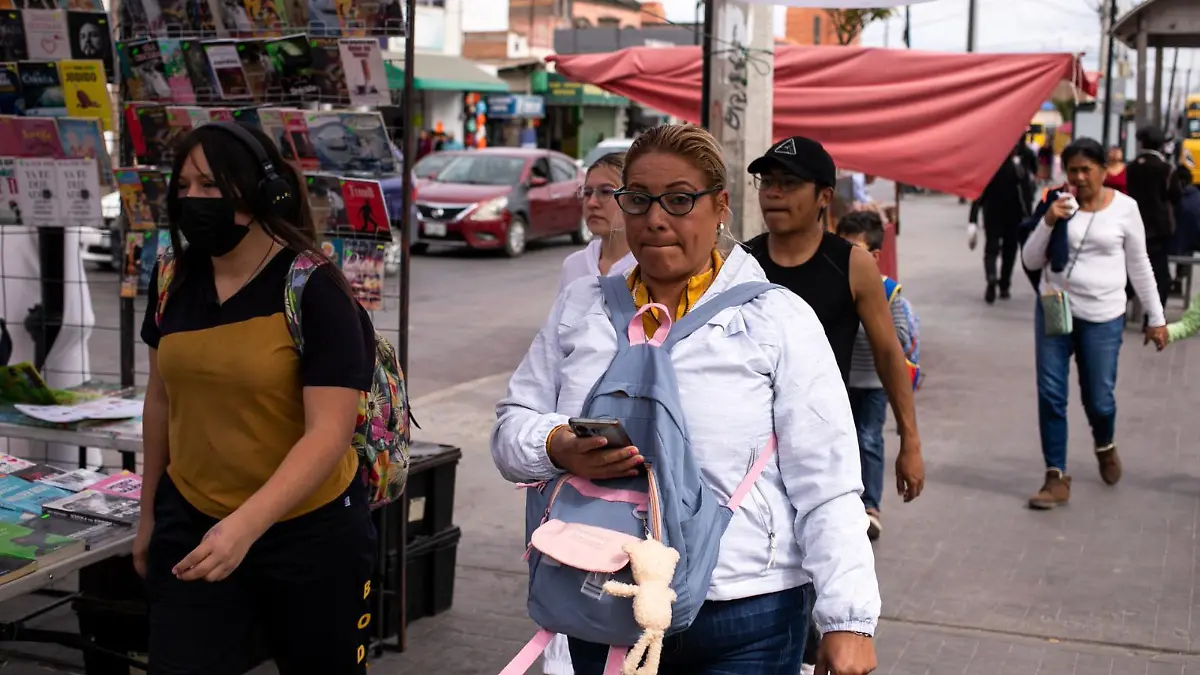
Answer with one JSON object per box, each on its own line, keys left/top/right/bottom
{"left": 115, "top": 168, "right": 154, "bottom": 230}
{"left": 14, "top": 157, "right": 60, "bottom": 225}
{"left": 0, "top": 475, "right": 72, "bottom": 515}
{"left": 56, "top": 117, "right": 113, "bottom": 188}
{"left": 234, "top": 38, "right": 270, "bottom": 100}
{"left": 117, "top": 0, "right": 149, "bottom": 34}
{"left": 304, "top": 109, "right": 344, "bottom": 172}
{"left": 202, "top": 39, "right": 250, "bottom": 99}
{"left": 13, "top": 117, "right": 63, "bottom": 157}
{"left": 123, "top": 101, "right": 146, "bottom": 156}
{"left": 41, "top": 490, "right": 140, "bottom": 526}
{"left": 55, "top": 156, "right": 102, "bottom": 226}
{"left": 278, "top": 0, "right": 305, "bottom": 30}
{"left": 11, "top": 464, "right": 63, "bottom": 482}
{"left": 320, "top": 236, "right": 343, "bottom": 266}
{"left": 0, "top": 156, "right": 19, "bottom": 224}
{"left": 305, "top": 0, "right": 337, "bottom": 35}
{"left": 134, "top": 0, "right": 163, "bottom": 35}
{"left": 307, "top": 36, "right": 345, "bottom": 101}
{"left": 21, "top": 8, "right": 69, "bottom": 60}
{"left": 0, "top": 554, "right": 37, "bottom": 584}
{"left": 57, "top": 59, "right": 111, "bottom": 130}
{"left": 178, "top": 39, "right": 214, "bottom": 100}
{"left": 337, "top": 38, "right": 387, "bottom": 107}
{"left": 263, "top": 33, "right": 315, "bottom": 100}
{"left": 339, "top": 177, "right": 388, "bottom": 236}
{"left": 0, "top": 10, "right": 27, "bottom": 61}
{"left": 282, "top": 108, "right": 317, "bottom": 171}
{"left": 367, "top": 0, "right": 404, "bottom": 35}
{"left": 89, "top": 473, "right": 141, "bottom": 500}
{"left": 339, "top": 111, "right": 395, "bottom": 174}
{"left": 17, "top": 60, "right": 65, "bottom": 117}
{"left": 0, "top": 455, "right": 34, "bottom": 474}
{"left": 140, "top": 229, "right": 158, "bottom": 290}
{"left": 36, "top": 467, "right": 103, "bottom": 492}
{"left": 180, "top": 104, "right": 208, "bottom": 127}
{"left": 23, "top": 513, "right": 114, "bottom": 550}
{"left": 213, "top": 0, "right": 252, "bottom": 36}
{"left": 341, "top": 238, "right": 384, "bottom": 310}
{"left": 305, "top": 173, "right": 342, "bottom": 232}
{"left": 158, "top": 38, "right": 195, "bottom": 104}
{"left": 134, "top": 103, "right": 170, "bottom": 166}
{"left": 165, "top": 105, "right": 193, "bottom": 158}
{"left": 230, "top": 105, "right": 259, "bottom": 127}
{"left": 66, "top": 11, "right": 113, "bottom": 83}
{"left": 183, "top": 0, "right": 220, "bottom": 35}
{"left": 140, "top": 169, "right": 169, "bottom": 225}
{"left": 257, "top": 107, "right": 290, "bottom": 159}
{"left": 120, "top": 230, "right": 147, "bottom": 298}
{"left": 240, "top": 0, "right": 285, "bottom": 34}
{"left": 207, "top": 106, "right": 233, "bottom": 122}
{"left": 145, "top": 0, "right": 191, "bottom": 35}
{"left": 0, "top": 61, "right": 23, "bottom": 114}
{"left": 0, "top": 519, "right": 85, "bottom": 565}
{"left": 125, "top": 37, "right": 172, "bottom": 102}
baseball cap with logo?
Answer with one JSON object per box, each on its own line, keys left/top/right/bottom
{"left": 747, "top": 136, "right": 837, "bottom": 188}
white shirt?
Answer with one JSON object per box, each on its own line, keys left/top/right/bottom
{"left": 557, "top": 239, "right": 636, "bottom": 293}
{"left": 493, "top": 247, "right": 881, "bottom": 636}
{"left": 1022, "top": 190, "right": 1165, "bottom": 327}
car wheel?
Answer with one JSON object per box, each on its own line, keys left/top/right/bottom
{"left": 410, "top": 243, "right": 429, "bottom": 255}
{"left": 504, "top": 217, "right": 528, "bottom": 258}
{"left": 571, "top": 216, "right": 593, "bottom": 245}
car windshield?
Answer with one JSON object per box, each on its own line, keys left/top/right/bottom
{"left": 582, "top": 141, "right": 633, "bottom": 168}
{"left": 414, "top": 154, "right": 456, "bottom": 179}
{"left": 436, "top": 156, "right": 526, "bottom": 185}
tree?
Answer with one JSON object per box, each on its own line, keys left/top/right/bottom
{"left": 825, "top": 8, "right": 896, "bottom": 46}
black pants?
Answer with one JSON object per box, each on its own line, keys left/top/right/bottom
{"left": 1147, "top": 236, "right": 1172, "bottom": 309}
{"left": 984, "top": 221, "right": 1021, "bottom": 290}
{"left": 147, "top": 476, "right": 377, "bottom": 675}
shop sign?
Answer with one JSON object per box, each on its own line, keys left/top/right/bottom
{"left": 541, "top": 74, "right": 628, "bottom": 107}
{"left": 487, "top": 94, "right": 545, "bottom": 119}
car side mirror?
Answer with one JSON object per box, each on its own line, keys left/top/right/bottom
{"left": 530, "top": 175, "right": 549, "bottom": 187}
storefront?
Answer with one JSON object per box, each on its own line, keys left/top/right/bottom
{"left": 383, "top": 52, "right": 509, "bottom": 147}
{"left": 484, "top": 94, "right": 546, "bottom": 148}
{"left": 533, "top": 72, "right": 629, "bottom": 159}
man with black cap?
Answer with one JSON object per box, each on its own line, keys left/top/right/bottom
{"left": 1127, "top": 125, "right": 1181, "bottom": 314}
{"left": 744, "top": 136, "right": 924, "bottom": 673}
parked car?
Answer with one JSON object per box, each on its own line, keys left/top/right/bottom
{"left": 412, "top": 148, "right": 588, "bottom": 257}
{"left": 413, "top": 151, "right": 461, "bottom": 181}
{"left": 578, "top": 138, "right": 635, "bottom": 169}
{"left": 79, "top": 191, "right": 123, "bottom": 269}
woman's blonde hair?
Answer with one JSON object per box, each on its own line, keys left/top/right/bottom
{"left": 623, "top": 124, "right": 727, "bottom": 190}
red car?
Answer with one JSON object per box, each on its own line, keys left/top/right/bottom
{"left": 412, "top": 148, "right": 589, "bottom": 257}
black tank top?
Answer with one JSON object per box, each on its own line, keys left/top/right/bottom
{"left": 746, "top": 232, "right": 859, "bottom": 384}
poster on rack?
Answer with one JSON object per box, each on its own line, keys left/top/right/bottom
{"left": 203, "top": 40, "right": 251, "bottom": 100}
{"left": 0, "top": 157, "right": 18, "bottom": 225}
{"left": 58, "top": 60, "right": 111, "bottom": 130}
{"left": 22, "top": 9, "right": 71, "bottom": 61}
{"left": 15, "top": 157, "right": 60, "bottom": 226}
{"left": 340, "top": 178, "right": 388, "bottom": 235}
{"left": 18, "top": 61, "right": 66, "bottom": 117}
{"left": 0, "top": 64, "right": 21, "bottom": 115}
{"left": 0, "top": 12, "right": 29, "bottom": 62}
{"left": 55, "top": 157, "right": 101, "bottom": 226}
{"left": 337, "top": 38, "right": 387, "bottom": 107}
{"left": 341, "top": 238, "right": 383, "bottom": 310}
{"left": 57, "top": 117, "right": 114, "bottom": 188}
{"left": 66, "top": 11, "right": 114, "bottom": 83}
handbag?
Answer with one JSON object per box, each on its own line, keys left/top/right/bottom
{"left": 1040, "top": 212, "right": 1096, "bottom": 337}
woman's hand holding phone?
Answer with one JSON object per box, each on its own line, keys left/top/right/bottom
{"left": 547, "top": 427, "right": 644, "bottom": 479}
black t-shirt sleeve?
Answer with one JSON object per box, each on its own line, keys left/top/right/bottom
{"left": 140, "top": 261, "right": 162, "bottom": 349}
{"left": 299, "top": 264, "right": 375, "bottom": 391}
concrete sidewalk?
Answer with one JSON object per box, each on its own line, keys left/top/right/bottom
{"left": 355, "top": 194, "right": 1200, "bottom": 674}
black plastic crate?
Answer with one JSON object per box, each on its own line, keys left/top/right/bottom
{"left": 378, "top": 525, "right": 461, "bottom": 638}
{"left": 401, "top": 442, "right": 461, "bottom": 544}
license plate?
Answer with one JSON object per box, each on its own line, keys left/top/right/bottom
{"left": 424, "top": 221, "right": 447, "bottom": 237}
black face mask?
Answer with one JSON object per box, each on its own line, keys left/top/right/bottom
{"left": 177, "top": 197, "right": 249, "bottom": 258}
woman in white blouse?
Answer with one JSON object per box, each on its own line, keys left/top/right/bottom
{"left": 557, "top": 152, "right": 636, "bottom": 294}
{"left": 1022, "top": 137, "right": 1168, "bottom": 511}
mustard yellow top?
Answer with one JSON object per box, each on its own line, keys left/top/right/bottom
{"left": 627, "top": 249, "right": 725, "bottom": 336}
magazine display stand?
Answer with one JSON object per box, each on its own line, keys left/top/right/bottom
{"left": 110, "top": 0, "right": 421, "bottom": 660}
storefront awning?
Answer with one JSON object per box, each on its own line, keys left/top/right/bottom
{"left": 383, "top": 52, "right": 509, "bottom": 93}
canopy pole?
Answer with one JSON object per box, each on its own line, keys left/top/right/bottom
{"left": 700, "top": 0, "right": 716, "bottom": 128}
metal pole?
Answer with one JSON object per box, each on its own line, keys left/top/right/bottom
{"left": 903, "top": 5, "right": 911, "bottom": 48}
{"left": 700, "top": 0, "right": 715, "bottom": 128}
{"left": 1166, "top": 48, "right": 1179, "bottom": 133}
{"left": 1101, "top": 0, "right": 1117, "bottom": 147}
{"left": 695, "top": 0, "right": 701, "bottom": 45}
{"left": 966, "top": 0, "right": 976, "bottom": 52}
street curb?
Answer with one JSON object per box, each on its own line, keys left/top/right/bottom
{"left": 411, "top": 372, "right": 512, "bottom": 408}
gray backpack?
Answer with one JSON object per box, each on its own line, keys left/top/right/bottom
{"left": 500, "top": 276, "right": 782, "bottom": 673}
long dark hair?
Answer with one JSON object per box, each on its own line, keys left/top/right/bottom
{"left": 166, "top": 124, "right": 354, "bottom": 299}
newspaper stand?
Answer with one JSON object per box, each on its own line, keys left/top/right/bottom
{"left": 106, "top": 0, "right": 423, "bottom": 664}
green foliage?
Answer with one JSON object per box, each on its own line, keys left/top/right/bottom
{"left": 825, "top": 9, "right": 896, "bottom": 46}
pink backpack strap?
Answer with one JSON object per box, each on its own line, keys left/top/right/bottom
{"left": 726, "top": 435, "right": 777, "bottom": 511}
{"left": 628, "top": 302, "right": 672, "bottom": 346}
{"left": 499, "top": 631, "right": 628, "bottom": 675}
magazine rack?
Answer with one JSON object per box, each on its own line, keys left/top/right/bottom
{"left": 112, "top": 0, "right": 421, "bottom": 659}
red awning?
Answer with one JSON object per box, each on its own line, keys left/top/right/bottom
{"left": 549, "top": 46, "right": 1092, "bottom": 199}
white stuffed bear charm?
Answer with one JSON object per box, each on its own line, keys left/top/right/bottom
{"left": 601, "top": 538, "right": 681, "bottom": 675}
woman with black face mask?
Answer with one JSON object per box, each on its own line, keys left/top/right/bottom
{"left": 136, "top": 123, "right": 378, "bottom": 675}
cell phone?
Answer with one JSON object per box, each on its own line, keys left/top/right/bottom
{"left": 568, "top": 417, "right": 633, "bottom": 450}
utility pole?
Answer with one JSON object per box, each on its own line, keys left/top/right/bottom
{"left": 904, "top": 5, "right": 911, "bottom": 48}
{"left": 1100, "top": 0, "right": 1117, "bottom": 147}
{"left": 966, "top": 0, "right": 976, "bottom": 51}
{"left": 700, "top": 0, "right": 715, "bottom": 128}
{"left": 1165, "top": 48, "right": 1179, "bottom": 133}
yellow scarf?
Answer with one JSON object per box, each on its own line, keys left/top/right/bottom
{"left": 626, "top": 250, "right": 725, "bottom": 337}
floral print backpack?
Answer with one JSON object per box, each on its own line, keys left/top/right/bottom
{"left": 155, "top": 248, "right": 412, "bottom": 507}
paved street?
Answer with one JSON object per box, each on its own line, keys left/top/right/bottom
{"left": 4, "top": 192, "right": 1200, "bottom": 673}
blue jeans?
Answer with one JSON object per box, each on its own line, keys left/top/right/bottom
{"left": 567, "top": 585, "right": 812, "bottom": 675}
{"left": 848, "top": 388, "right": 888, "bottom": 512}
{"left": 1034, "top": 302, "right": 1124, "bottom": 472}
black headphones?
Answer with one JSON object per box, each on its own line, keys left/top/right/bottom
{"left": 208, "top": 122, "right": 296, "bottom": 216}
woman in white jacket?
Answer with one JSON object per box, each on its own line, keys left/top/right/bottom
{"left": 492, "top": 125, "right": 879, "bottom": 675}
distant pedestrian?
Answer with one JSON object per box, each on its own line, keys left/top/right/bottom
{"left": 1021, "top": 138, "right": 1167, "bottom": 510}
{"left": 1126, "top": 125, "right": 1179, "bottom": 317}
{"left": 969, "top": 142, "right": 1038, "bottom": 303}
{"left": 1103, "top": 145, "right": 1127, "bottom": 194}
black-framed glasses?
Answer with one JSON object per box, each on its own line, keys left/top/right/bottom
{"left": 578, "top": 185, "right": 617, "bottom": 202}
{"left": 752, "top": 174, "right": 808, "bottom": 193}
{"left": 614, "top": 186, "right": 723, "bottom": 216}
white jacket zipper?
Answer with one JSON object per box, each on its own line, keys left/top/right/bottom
{"left": 746, "top": 445, "right": 777, "bottom": 573}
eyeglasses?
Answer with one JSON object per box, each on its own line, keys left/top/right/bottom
{"left": 578, "top": 186, "right": 617, "bottom": 202}
{"left": 614, "top": 186, "right": 722, "bottom": 216}
{"left": 752, "top": 174, "right": 808, "bottom": 193}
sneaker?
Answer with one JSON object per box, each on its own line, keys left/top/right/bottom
{"left": 799, "top": 664, "right": 816, "bottom": 675}
{"left": 866, "top": 509, "right": 882, "bottom": 541}
{"left": 985, "top": 282, "right": 997, "bottom": 304}
{"left": 1028, "top": 469, "right": 1071, "bottom": 510}
{"left": 1096, "top": 444, "right": 1122, "bottom": 485}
